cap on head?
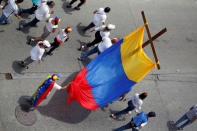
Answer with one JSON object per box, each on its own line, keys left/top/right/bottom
{"left": 42, "top": 40, "right": 51, "bottom": 48}
{"left": 148, "top": 112, "right": 156, "bottom": 117}
{"left": 65, "top": 26, "right": 72, "bottom": 33}
{"left": 104, "top": 7, "right": 111, "bottom": 13}
{"left": 112, "top": 38, "right": 118, "bottom": 43}
{"left": 52, "top": 73, "right": 60, "bottom": 80}
{"left": 55, "top": 15, "right": 61, "bottom": 23}
{"left": 107, "top": 24, "right": 115, "bottom": 30}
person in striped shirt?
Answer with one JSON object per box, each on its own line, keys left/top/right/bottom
{"left": 46, "top": 26, "right": 72, "bottom": 56}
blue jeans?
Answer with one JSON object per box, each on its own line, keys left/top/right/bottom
{"left": 173, "top": 114, "right": 191, "bottom": 129}
{"left": 80, "top": 46, "right": 100, "bottom": 60}
{"left": 23, "top": 17, "right": 39, "bottom": 27}
{"left": 114, "top": 122, "right": 138, "bottom": 131}
{"left": 114, "top": 100, "right": 135, "bottom": 116}
{"left": 0, "top": 13, "right": 9, "bottom": 24}
{"left": 21, "top": 5, "right": 38, "bottom": 15}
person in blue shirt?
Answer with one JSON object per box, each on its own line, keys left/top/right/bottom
{"left": 113, "top": 111, "right": 156, "bottom": 131}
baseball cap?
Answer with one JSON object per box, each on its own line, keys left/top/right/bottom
{"left": 107, "top": 24, "right": 116, "bottom": 30}
{"left": 112, "top": 38, "right": 118, "bottom": 43}
{"left": 43, "top": 40, "right": 51, "bottom": 48}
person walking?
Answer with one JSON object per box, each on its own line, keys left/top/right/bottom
{"left": 114, "top": 111, "right": 156, "bottom": 131}
{"left": 27, "top": 74, "right": 67, "bottom": 108}
{"left": 171, "top": 104, "right": 197, "bottom": 130}
{"left": 29, "top": 15, "right": 60, "bottom": 43}
{"left": 78, "top": 37, "right": 117, "bottom": 61}
{"left": 111, "top": 92, "right": 148, "bottom": 119}
{"left": 19, "top": 40, "right": 50, "bottom": 69}
{"left": 46, "top": 26, "right": 72, "bottom": 56}
{"left": 83, "top": 7, "right": 110, "bottom": 32}
{"left": 19, "top": 1, "right": 55, "bottom": 29}
{"left": 66, "top": 0, "right": 86, "bottom": 10}
{"left": 0, "top": 0, "right": 23, "bottom": 24}
{"left": 19, "top": 0, "right": 47, "bottom": 15}
{"left": 78, "top": 24, "right": 115, "bottom": 51}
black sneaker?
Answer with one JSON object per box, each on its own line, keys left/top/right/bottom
{"left": 67, "top": 5, "right": 72, "bottom": 8}
{"left": 77, "top": 57, "right": 84, "bottom": 61}
{"left": 74, "top": 6, "right": 80, "bottom": 10}
{"left": 46, "top": 52, "right": 53, "bottom": 56}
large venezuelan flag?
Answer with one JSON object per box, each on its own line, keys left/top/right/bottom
{"left": 67, "top": 25, "right": 156, "bottom": 109}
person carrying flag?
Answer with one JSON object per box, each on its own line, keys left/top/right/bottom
{"left": 46, "top": 26, "right": 72, "bottom": 56}
{"left": 27, "top": 74, "right": 67, "bottom": 108}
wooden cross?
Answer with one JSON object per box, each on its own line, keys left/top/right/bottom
{"left": 141, "top": 11, "right": 167, "bottom": 70}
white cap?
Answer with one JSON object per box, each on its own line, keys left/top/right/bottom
{"left": 107, "top": 24, "right": 116, "bottom": 30}
{"left": 43, "top": 40, "right": 51, "bottom": 48}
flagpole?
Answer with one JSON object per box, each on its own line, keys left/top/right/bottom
{"left": 141, "top": 11, "right": 161, "bottom": 70}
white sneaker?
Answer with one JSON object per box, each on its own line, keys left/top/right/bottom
{"left": 0, "top": 5, "right": 3, "bottom": 9}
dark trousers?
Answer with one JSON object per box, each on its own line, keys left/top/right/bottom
{"left": 0, "top": 0, "right": 2, "bottom": 4}
{"left": 114, "top": 100, "right": 135, "bottom": 116}
{"left": 114, "top": 121, "right": 138, "bottom": 131}
{"left": 21, "top": 5, "right": 38, "bottom": 15}
{"left": 23, "top": 17, "right": 40, "bottom": 28}
{"left": 70, "top": 0, "right": 85, "bottom": 7}
{"left": 83, "top": 22, "right": 95, "bottom": 32}
{"left": 87, "top": 31, "right": 102, "bottom": 47}
{"left": 47, "top": 38, "right": 60, "bottom": 54}
{"left": 23, "top": 56, "right": 34, "bottom": 66}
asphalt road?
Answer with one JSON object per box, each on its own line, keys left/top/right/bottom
{"left": 0, "top": 0, "right": 197, "bottom": 131}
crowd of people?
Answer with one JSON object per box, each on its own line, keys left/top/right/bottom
{"left": 0, "top": 0, "right": 196, "bottom": 130}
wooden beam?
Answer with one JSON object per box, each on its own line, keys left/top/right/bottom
{"left": 130, "top": 28, "right": 167, "bottom": 57}
{"left": 142, "top": 28, "right": 167, "bottom": 48}
{"left": 141, "top": 11, "right": 161, "bottom": 70}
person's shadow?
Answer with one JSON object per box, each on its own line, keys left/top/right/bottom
{"left": 36, "top": 72, "right": 92, "bottom": 123}
{"left": 61, "top": 0, "right": 75, "bottom": 15}
{"left": 76, "top": 23, "right": 91, "bottom": 37}
{"left": 12, "top": 60, "right": 26, "bottom": 74}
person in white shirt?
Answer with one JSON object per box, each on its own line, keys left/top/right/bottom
{"left": 0, "top": 0, "right": 23, "bottom": 24}
{"left": 19, "top": 40, "right": 50, "bottom": 69}
{"left": 83, "top": 7, "right": 110, "bottom": 32}
{"left": 19, "top": 1, "right": 55, "bottom": 29}
{"left": 46, "top": 26, "right": 72, "bottom": 56}
{"left": 111, "top": 92, "right": 148, "bottom": 119}
{"left": 78, "top": 37, "right": 118, "bottom": 61}
{"left": 19, "top": 0, "right": 47, "bottom": 15}
{"left": 78, "top": 24, "right": 115, "bottom": 51}
{"left": 30, "top": 15, "right": 60, "bottom": 42}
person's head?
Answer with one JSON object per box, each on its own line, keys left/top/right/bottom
{"left": 64, "top": 26, "right": 72, "bottom": 33}
{"left": 147, "top": 111, "right": 156, "bottom": 118}
{"left": 54, "top": 15, "right": 61, "bottom": 25}
{"left": 111, "top": 38, "right": 118, "bottom": 44}
{"left": 47, "top": 1, "right": 55, "bottom": 8}
{"left": 39, "top": 40, "right": 50, "bottom": 48}
{"left": 104, "top": 7, "right": 111, "bottom": 13}
{"left": 16, "top": 0, "right": 23, "bottom": 4}
{"left": 105, "top": 24, "right": 116, "bottom": 31}
{"left": 52, "top": 73, "right": 60, "bottom": 80}
{"left": 139, "top": 92, "right": 148, "bottom": 100}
